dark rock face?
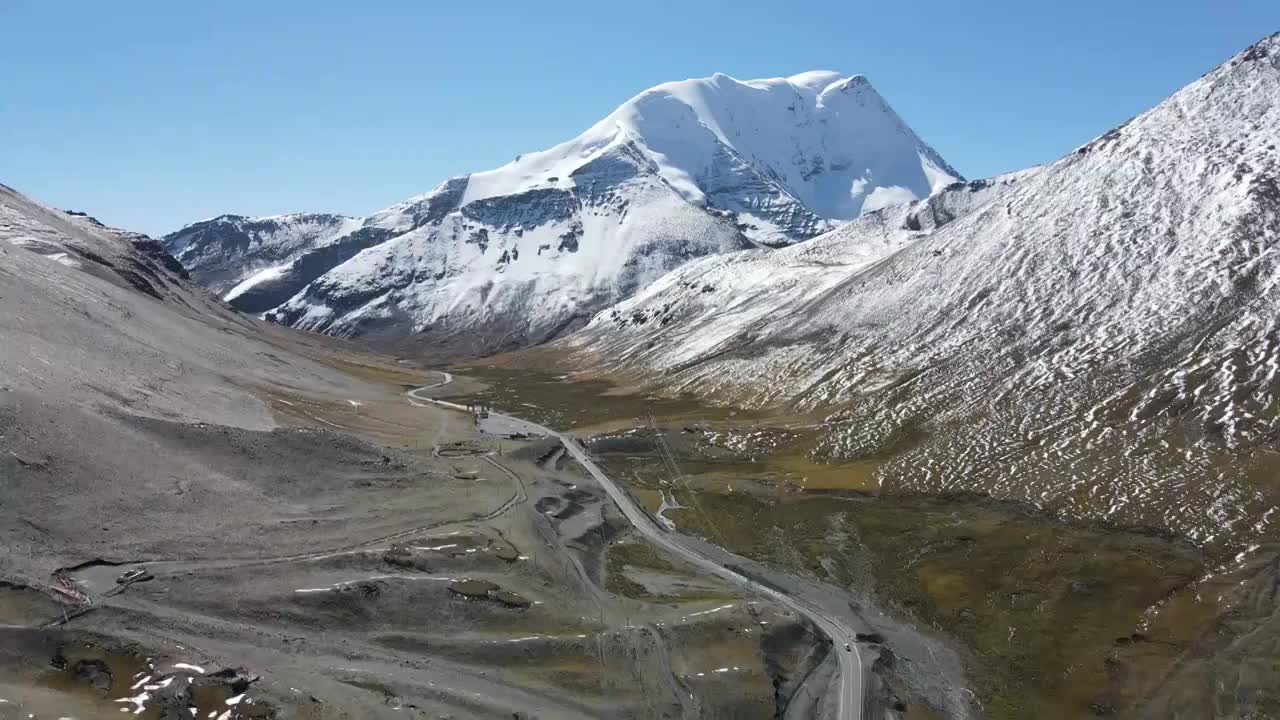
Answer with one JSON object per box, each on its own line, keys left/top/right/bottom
{"left": 569, "top": 141, "right": 649, "bottom": 209}
{"left": 557, "top": 223, "right": 582, "bottom": 253}
{"left": 132, "top": 239, "right": 191, "bottom": 280}
{"left": 461, "top": 188, "right": 578, "bottom": 230}
{"left": 230, "top": 226, "right": 395, "bottom": 313}
{"left": 401, "top": 176, "right": 468, "bottom": 227}
{"left": 698, "top": 143, "right": 830, "bottom": 246}
{"left": 898, "top": 168, "right": 1039, "bottom": 233}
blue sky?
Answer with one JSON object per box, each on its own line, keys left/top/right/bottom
{"left": 3, "top": 1, "right": 1277, "bottom": 235}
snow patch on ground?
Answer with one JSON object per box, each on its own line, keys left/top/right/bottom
{"left": 224, "top": 263, "right": 290, "bottom": 301}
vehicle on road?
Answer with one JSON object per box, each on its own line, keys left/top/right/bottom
{"left": 116, "top": 568, "right": 153, "bottom": 584}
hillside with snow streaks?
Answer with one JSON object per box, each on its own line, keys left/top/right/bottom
{"left": 164, "top": 71, "right": 958, "bottom": 351}
{"left": 164, "top": 213, "right": 361, "bottom": 295}
{"left": 561, "top": 35, "right": 1280, "bottom": 545}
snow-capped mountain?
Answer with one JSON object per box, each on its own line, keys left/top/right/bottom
{"left": 163, "top": 71, "right": 958, "bottom": 350}
{"left": 557, "top": 34, "right": 1280, "bottom": 546}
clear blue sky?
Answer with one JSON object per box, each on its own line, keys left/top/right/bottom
{"left": 3, "top": 1, "right": 1277, "bottom": 236}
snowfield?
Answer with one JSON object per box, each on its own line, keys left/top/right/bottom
{"left": 559, "top": 34, "right": 1280, "bottom": 546}
{"left": 164, "top": 70, "right": 958, "bottom": 352}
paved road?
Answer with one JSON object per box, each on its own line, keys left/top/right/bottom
{"left": 407, "top": 373, "right": 864, "bottom": 720}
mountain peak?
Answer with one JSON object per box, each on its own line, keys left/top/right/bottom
{"left": 1244, "top": 30, "right": 1280, "bottom": 55}
{"left": 458, "top": 68, "right": 961, "bottom": 227}
{"left": 686, "top": 70, "right": 868, "bottom": 94}
{"left": 1206, "top": 28, "right": 1278, "bottom": 81}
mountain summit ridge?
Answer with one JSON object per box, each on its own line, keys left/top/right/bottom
{"left": 453, "top": 68, "right": 961, "bottom": 225}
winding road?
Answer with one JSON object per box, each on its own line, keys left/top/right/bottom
{"left": 407, "top": 372, "right": 865, "bottom": 720}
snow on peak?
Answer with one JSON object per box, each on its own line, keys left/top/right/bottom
{"left": 781, "top": 70, "right": 853, "bottom": 91}
{"left": 460, "top": 69, "right": 960, "bottom": 223}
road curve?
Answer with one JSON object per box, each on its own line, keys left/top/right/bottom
{"left": 407, "top": 372, "right": 864, "bottom": 720}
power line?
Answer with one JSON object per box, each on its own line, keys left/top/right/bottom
{"left": 646, "top": 411, "right": 730, "bottom": 548}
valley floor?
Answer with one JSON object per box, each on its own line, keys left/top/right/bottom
{"left": 445, "top": 364, "right": 1280, "bottom": 720}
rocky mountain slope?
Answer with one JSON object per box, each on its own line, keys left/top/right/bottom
{"left": 163, "top": 71, "right": 958, "bottom": 352}
{"left": 0, "top": 185, "right": 379, "bottom": 430}
{"left": 557, "top": 34, "right": 1280, "bottom": 547}
{"left": 163, "top": 212, "right": 361, "bottom": 296}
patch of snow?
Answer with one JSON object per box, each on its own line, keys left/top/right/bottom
{"left": 223, "top": 263, "right": 290, "bottom": 301}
